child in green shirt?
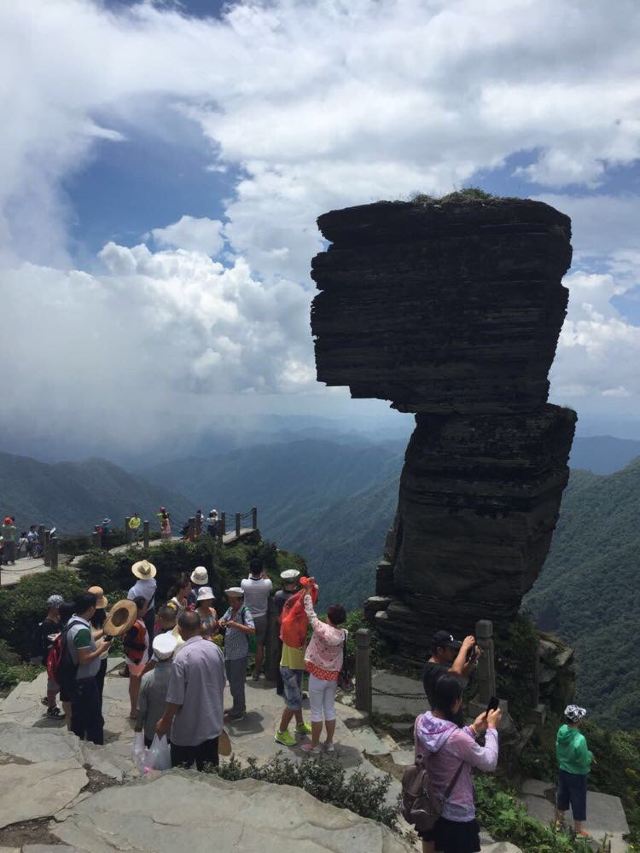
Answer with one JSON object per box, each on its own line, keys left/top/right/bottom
{"left": 555, "top": 704, "right": 593, "bottom": 837}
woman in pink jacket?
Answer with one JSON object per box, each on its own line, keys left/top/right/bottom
{"left": 416, "top": 674, "right": 501, "bottom": 853}
{"left": 301, "top": 584, "right": 347, "bottom": 754}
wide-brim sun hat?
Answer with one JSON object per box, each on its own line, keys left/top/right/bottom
{"left": 131, "top": 559, "right": 157, "bottom": 580}
{"left": 280, "top": 569, "right": 300, "bottom": 581}
{"left": 87, "top": 585, "right": 109, "bottom": 609}
{"left": 196, "top": 585, "right": 215, "bottom": 602}
{"left": 104, "top": 599, "right": 138, "bottom": 637}
{"left": 225, "top": 586, "right": 244, "bottom": 598}
{"left": 153, "top": 632, "right": 178, "bottom": 661}
{"left": 191, "top": 566, "right": 209, "bottom": 585}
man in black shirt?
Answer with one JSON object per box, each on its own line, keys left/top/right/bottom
{"left": 422, "top": 630, "right": 478, "bottom": 707}
{"left": 38, "top": 594, "right": 64, "bottom": 718}
{"left": 273, "top": 569, "right": 300, "bottom": 696}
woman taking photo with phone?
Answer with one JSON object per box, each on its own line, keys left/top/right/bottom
{"left": 415, "top": 674, "right": 501, "bottom": 853}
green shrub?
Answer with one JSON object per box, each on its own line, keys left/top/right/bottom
{"left": 494, "top": 614, "right": 539, "bottom": 724}
{"left": 0, "top": 569, "right": 83, "bottom": 658}
{"left": 0, "top": 639, "right": 43, "bottom": 690}
{"left": 344, "top": 609, "right": 390, "bottom": 668}
{"left": 214, "top": 754, "right": 398, "bottom": 829}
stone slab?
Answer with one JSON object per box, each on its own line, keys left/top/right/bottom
{"left": 391, "top": 750, "right": 415, "bottom": 767}
{"left": 0, "top": 721, "right": 81, "bottom": 764}
{"left": 52, "top": 771, "right": 413, "bottom": 852}
{"left": 371, "top": 671, "right": 426, "bottom": 720}
{"left": 0, "top": 758, "right": 87, "bottom": 828}
{"left": 481, "top": 844, "right": 522, "bottom": 853}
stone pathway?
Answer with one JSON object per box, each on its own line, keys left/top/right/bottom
{"left": 0, "top": 662, "right": 527, "bottom": 852}
{"left": 0, "top": 557, "right": 65, "bottom": 587}
{"left": 521, "top": 778, "right": 630, "bottom": 853}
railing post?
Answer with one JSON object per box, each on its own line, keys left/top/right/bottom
{"left": 143, "top": 520, "right": 150, "bottom": 549}
{"left": 188, "top": 516, "right": 196, "bottom": 541}
{"left": 43, "top": 530, "right": 51, "bottom": 567}
{"left": 220, "top": 512, "right": 226, "bottom": 537}
{"left": 251, "top": 506, "right": 258, "bottom": 530}
{"left": 50, "top": 537, "right": 59, "bottom": 571}
{"left": 235, "top": 513, "right": 241, "bottom": 538}
{"left": 475, "top": 619, "right": 496, "bottom": 704}
{"left": 355, "top": 629, "right": 372, "bottom": 715}
{"left": 91, "top": 526, "right": 102, "bottom": 549}
{"left": 38, "top": 524, "right": 45, "bottom": 556}
{"left": 125, "top": 517, "right": 131, "bottom": 543}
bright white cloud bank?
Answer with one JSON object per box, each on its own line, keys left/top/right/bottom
{"left": 1, "top": 0, "right": 640, "bottom": 452}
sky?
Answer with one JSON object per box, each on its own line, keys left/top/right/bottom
{"left": 1, "top": 0, "right": 640, "bottom": 459}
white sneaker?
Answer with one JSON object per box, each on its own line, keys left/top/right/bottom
{"left": 324, "top": 742, "right": 336, "bottom": 753}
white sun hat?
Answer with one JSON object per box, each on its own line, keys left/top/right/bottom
{"left": 153, "top": 632, "right": 178, "bottom": 661}
{"left": 280, "top": 569, "right": 301, "bottom": 581}
{"left": 191, "top": 566, "right": 209, "bottom": 585}
{"left": 196, "top": 585, "right": 215, "bottom": 602}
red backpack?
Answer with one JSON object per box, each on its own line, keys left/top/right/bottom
{"left": 280, "top": 585, "right": 318, "bottom": 648}
{"left": 47, "top": 620, "right": 83, "bottom": 686}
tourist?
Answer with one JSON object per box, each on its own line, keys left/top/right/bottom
{"left": 1, "top": 516, "right": 17, "bottom": 565}
{"left": 274, "top": 569, "right": 301, "bottom": 695}
{"left": 274, "top": 578, "right": 314, "bottom": 747}
{"left": 415, "top": 674, "right": 500, "bottom": 853}
{"left": 555, "top": 704, "right": 593, "bottom": 838}
{"left": 128, "top": 559, "right": 157, "bottom": 643}
{"left": 156, "top": 610, "right": 226, "bottom": 770}
{"left": 123, "top": 596, "right": 150, "bottom": 719}
{"left": 136, "top": 632, "right": 177, "bottom": 748}
{"left": 155, "top": 604, "right": 177, "bottom": 634}
{"left": 166, "top": 573, "right": 192, "bottom": 617}
{"left": 188, "top": 565, "right": 208, "bottom": 607}
{"left": 422, "top": 631, "right": 479, "bottom": 706}
{"left": 88, "top": 586, "right": 109, "bottom": 702}
{"left": 194, "top": 509, "right": 203, "bottom": 538}
{"left": 195, "top": 586, "right": 218, "bottom": 639}
{"left": 17, "top": 530, "right": 28, "bottom": 558}
{"left": 67, "top": 591, "right": 111, "bottom": 745}
{"left": 26, "top": 525, "right": 39, "bottom": 557}
{"left": 300, "top": 584, "right": 347, "bottom": 754}
{"left": 98, "top": 517, "right": 111, "bottom": 548}
{"left": 219, "top": 587, "right": 255, "bottom": 720}
{"left": 207, "top": 509, "right": 219, "bottom": 538}
{"left": 39, "top": 594, "right": 64, "bottom": 718}
{"left": 241, "top": 558, "right": 272, "bottom": 679}
{"left": 158, "top": 506, "right": 172, "bottom": 539}
{"left": 128, "top": 512, "right": 142, "bottom": 542}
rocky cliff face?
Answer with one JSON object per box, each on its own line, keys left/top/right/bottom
{"left": 311, "top": 197, "right": 576, "bottom": 660}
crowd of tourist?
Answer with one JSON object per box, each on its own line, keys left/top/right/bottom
{"left": 1, "top": 517, "right": 46, "bottom": 563}
{"left": 33, "top": 558, "right": 595, "bottom": 853}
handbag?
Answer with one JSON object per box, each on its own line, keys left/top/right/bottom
{"left": 401, "top": 719, "right": 464, "bottom": 833}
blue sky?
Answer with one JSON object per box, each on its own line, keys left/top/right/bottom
{"left": 1, "top": 0, "right": 640, "bottom": 456}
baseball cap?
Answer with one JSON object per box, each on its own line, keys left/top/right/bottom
{"left": 564, "top": 704, "right": 587, "bottom": 722}
{"left": 47, "top": 594, "right": 64, "bottom": 608}
{"left": 432, "top": 630, "right": 462, "bottom": 651}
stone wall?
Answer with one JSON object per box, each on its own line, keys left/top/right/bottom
{"left": 311, "top": 197, "right": 576, "bottom": 659}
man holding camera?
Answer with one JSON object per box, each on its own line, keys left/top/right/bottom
{"left": 423, "top": 630, "right": 479, "bottom": 707}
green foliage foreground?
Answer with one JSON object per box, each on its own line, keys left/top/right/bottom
{"left": 214, "top": 753, "right": 398, "bottom": 829}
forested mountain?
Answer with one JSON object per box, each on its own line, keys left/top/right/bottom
{"left": 569, "top": 435, "right": 640, "bottom": 474}
{"left": 0, "top": 452, "right": 193, "bottom": 534}
{"left": 524, "top": 460, "right": 640, "bottom": 728}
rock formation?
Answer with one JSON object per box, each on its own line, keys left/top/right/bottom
{"left": 310, "top": 196, "right": 576, "bottom": 661}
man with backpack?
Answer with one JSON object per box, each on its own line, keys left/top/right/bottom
{"left": 39, "top": 594, "right": 64, "bottom": 718}
{"left": 63, "top": 592, "right": 111, "bottom": 744}
{"left": 218, "top": 587, "right": 255, "bottom": 720}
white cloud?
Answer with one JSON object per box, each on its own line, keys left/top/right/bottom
{"left": 1, "top": 0, "right": 640, "bottom": 448}
{"left": 150, "top": 216, "right": 225, "bottom": 256}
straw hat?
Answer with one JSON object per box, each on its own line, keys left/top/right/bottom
{"left": 87, "top": 585, "right": 108, "bottom": 609}
{"left": 191, "top": 566, "right": 208, "bottom": 585}
{"left": 104, "top": 599, "right": 137, "bottom": 637}
{"left": 131, "top": 559, "right": 157, "bottom": 580}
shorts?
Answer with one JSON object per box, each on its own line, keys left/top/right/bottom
{"left": 126, "top": 659, "right": 147, "bottom": 677}
{"left": 280, "top": 666, "right": 303, "bottom": 711}
{"left": 556, "top": 770, "right": 588, "bottom": 822}
{"left": 253, "top": 615, "right": 268, "bottom": 644}
{"left": 419, "top": 817, "right": 480, "bottom": 853}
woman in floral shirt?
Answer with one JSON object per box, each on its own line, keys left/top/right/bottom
{"left": 301, "top": 582, "right": 347, "bottom": 754}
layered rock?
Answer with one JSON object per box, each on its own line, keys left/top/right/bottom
{"left": 311, "top": 197, "right": 576, "bottom": 659}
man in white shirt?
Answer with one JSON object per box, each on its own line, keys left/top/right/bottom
{"left": 240, "top": 558, "right": 272, "bottom": 680}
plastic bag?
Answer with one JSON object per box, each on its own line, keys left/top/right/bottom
{"left": 147, "top": 734, "right": 171, "bottom": 771}
{"left": 280, "top": 582, "right": 318, "bottom": 648}
{"left": 131, "top": 731, "right": 146, "bottom": 772}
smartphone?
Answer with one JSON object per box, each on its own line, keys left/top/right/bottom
{"left": 485, "top": 696, "right": 499, "bottom": 715}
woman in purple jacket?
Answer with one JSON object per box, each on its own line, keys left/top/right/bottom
{"left": 416, "top": 674, "right": 501, "bottom": 853}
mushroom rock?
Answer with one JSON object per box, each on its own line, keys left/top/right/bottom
{"left": 310, "top": 197, "right": 576, "bottom": 661}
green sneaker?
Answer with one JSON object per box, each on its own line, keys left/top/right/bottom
{"left": 296, "top": 722, "right": 312, "bottom": 735}
{"left": 275, "top": 729, "right": 297, "bottom": 747}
